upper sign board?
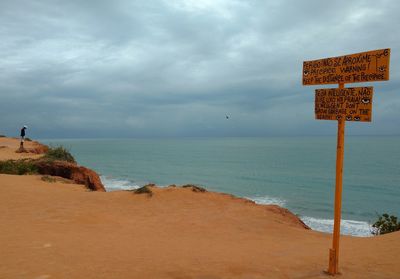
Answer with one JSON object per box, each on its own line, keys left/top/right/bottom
{"left": 315, "top": 87, "right": 373, "bottom": 122}
{"left": 303, "top": 49, "right": 390, "bottom": 85}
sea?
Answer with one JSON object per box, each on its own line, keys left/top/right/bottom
{"left": 41, "top": 136, "right": 400, "bottom": 237}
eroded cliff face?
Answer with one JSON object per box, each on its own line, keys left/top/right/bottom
{"left": 26, "top": 140, "right": 105, "bottom": 192}
{"left": 35, "top": 160, "right": 106, "bottom": 192}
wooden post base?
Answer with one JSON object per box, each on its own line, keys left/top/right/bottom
{"left": 328, "top": 248, "right": 337, "bottom": 275}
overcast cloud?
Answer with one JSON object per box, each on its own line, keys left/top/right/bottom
{"left": 1, "top": 0, "right": 399, "bottom": 138}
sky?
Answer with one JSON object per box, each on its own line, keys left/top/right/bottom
{"left": 1, "top": 0, "right": 399, "bottom": 138}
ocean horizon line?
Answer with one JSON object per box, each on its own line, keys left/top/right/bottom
{"left": 38, "top": 134, "right": 400, "bottom": 141}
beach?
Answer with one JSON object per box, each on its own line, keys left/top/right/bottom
{"left": 1, "top": 137, "right": 399, "bottom": 278}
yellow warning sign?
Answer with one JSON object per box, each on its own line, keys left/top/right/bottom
{"left": 315, "top": 87, "right": 373, "bottom": 122}
{"left": 303, "top": 49, "right": 390, "bottom": 85}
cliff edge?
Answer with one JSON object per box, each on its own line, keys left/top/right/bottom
{"left": 0, "top": 137, "right": 105, "bottom": 191}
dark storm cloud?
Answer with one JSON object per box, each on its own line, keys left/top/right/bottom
{"left": 0, "top": 0, "right": 399, "bottom": 138}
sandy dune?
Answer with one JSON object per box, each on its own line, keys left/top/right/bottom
{"left": 1, "top": 173, "right": 399, "bottom": 279}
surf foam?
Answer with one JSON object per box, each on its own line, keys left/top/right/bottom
{"left": 301, "top": 216, "right": 373, "bottom": 237}
{"left": 100, "top": 176, "right": 141, "bottom": 191}
{"left": 247, "top": 195, "right": 286, "bottom": 207}
{"left": 246, "top": 196, "right": 372, "bottom": 237}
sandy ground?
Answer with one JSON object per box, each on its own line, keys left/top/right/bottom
{"left": 1, "top": 173, "right": 399, "bottom": 279}
{"left": 0, "top": 137, "right": 44, "bottom": 160}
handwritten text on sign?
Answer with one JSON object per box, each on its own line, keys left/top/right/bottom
{"left": 315, "top": 87, "right": 373, "bottom": 122}
{"left": 303, "top": 49, "right": 390, "bottom": 85}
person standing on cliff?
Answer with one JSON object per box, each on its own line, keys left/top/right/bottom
{"left": 20, "top": 125, "right": 27, "bottom": 148}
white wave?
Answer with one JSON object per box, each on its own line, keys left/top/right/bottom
{"left": 246, "top": 195, "right": 286, "bottom": 207}
{"left": 100, "top": 176, "right": 140, "bottom": 191}
{"left": 301, "top": 216, "right": 373, "bottom": 237}
{"left": 247, "top": 196, "right": 372, "bottom": 237}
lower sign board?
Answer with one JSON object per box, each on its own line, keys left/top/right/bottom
{"left": 315, "top": 87, "right": 373, "bottom": 122}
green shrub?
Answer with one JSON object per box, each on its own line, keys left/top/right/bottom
{"left": 372, "top": 213, "right": 400, "bottom": 235}
{"left": 41, "top": 175, "right": 57, "bottom": 183}
{"left": 182, "top": 184, "right": 207, "bottom": 192}
{"left": 44, "top": 146, "right": 76, "bottom": 163}
{"left": 133, "top": 185, "right": 153, "bottom": 196}
{"left": 0, "top": 134, "right": 6, "bottom": 137}
{"left": 0, "top": 160, "right": 38, "bottom": 175}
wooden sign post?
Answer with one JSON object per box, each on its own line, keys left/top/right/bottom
{"left": 302, "top": 48, "right": 390, "bottom": 275}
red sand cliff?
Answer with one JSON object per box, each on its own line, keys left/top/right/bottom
{"left": 35, "top": 160, "right": 105, "bottom": 191}
{"left": 0, "top": 137, "right": 105, "bottom": 191}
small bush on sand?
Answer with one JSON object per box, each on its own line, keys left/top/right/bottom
{"left": 41, "top": 175, "right": 57, "bottom": 183}
{"left": 372, "top": 213, "right": 400, "bottom": 235}
{"left": 25, "top": 137, "right": 32, "bottom": 141}
{"left": 182, "top": 184, "right": 207, "bottom": 192}
{"left": 133, "top": 185, "right": 154, "bottom": 196}
{"left": 0, "top": 160, "right": 38, "bottom": 175}
{"left": 44, "top": 146, "right": 76, "bottom": 163}
{"left": 0, "top": 135, "right": 6, "bottom": 137}
{"left": 372, "top": 214, "right": 400, "bottom": 235}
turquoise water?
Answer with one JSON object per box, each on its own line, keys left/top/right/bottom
{"left": 42, "top": 137, "right": 400, "bottom": 236}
